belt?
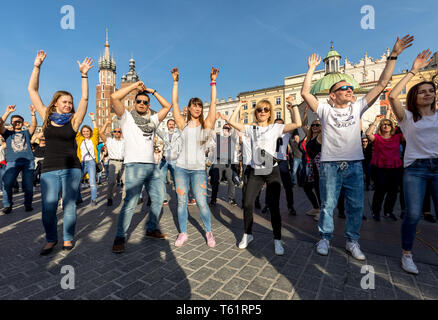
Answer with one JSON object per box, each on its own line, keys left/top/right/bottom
{"left": 109, "top": 159, "right": 124, "bottom": 162}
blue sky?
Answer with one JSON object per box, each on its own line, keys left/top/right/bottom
{"left": 0, "top": 0, "right": 437, "bottom": 127}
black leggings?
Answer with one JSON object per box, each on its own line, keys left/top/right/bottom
{"left": 243, "top": 166, "right": 282, "bottom": 239}
{"left": 371, "top": 166, "right": 402, "bottom": 216}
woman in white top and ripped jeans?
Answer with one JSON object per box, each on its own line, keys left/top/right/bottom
{"left": 226, "top": 99, "right": 302, "bottom": 255}
{"left": 171, "top": 67, "right": 219, "bottom": 248}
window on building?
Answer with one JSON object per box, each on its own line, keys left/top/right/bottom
{"left": 401, "top": 87, "right": 407, "bottom": 95}
{"left": 125, "top": 100, "right": 129, "bottom": 107}
{"left": 276, "top": 110, "right": 281, "bottom": 119}
{"left": 252, "top": 101, "right": 256, "bottom": 108}
{"left": 276, "top": 97, "right": 281, "bottom": 105}
{"left": 225, "top": 111, "right": 228, "bottom": 115}
{"left": 101, "top": 93, "right": 104, "bottom": 99}
{"left": 243, "top": 104, "right": 248, "bottom": 110}
{"left": 380, "top": 106, "right": 387, "bottom": 115}
{"left": 217, "top": 121, "right": 221, "bottom": 128}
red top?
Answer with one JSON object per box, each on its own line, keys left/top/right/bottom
{"left": 370, "top": 133, "right": 403, "bottom": 168}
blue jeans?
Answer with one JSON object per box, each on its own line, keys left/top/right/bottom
{"left": 116, "top": 163, "right": 165, "bottom": 238}
{"left": 41, "top": 168, "right": 82, "bottom": 242}
{"left": 318, "top": 161, "right": 364, "bottom": 242}
{"left": 159, "top": 159, "right": 176, "bottom": 201}
{"left": 175, "top": 167, "right": 211, "bottom": 233}
{"left": 402, "top": 159, "right": 438, "bottom": 251}
{"left": 2, "top": 159, "right": 34, "bottom": 208}
{"left": 291, "top": 158, "right": 301, "bottom": 185}
{"left": 78, "top": 160, "right": 97, "bottom": 201}
{"left": 0, "top": 164, "right": 6, "bottom": 191}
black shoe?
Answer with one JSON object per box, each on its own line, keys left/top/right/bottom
{"left": 387, "top": 213, "right": 397, "bottom": 221}
{"left": 62, "top": 242, "right": 75, "bottom": 251}
{"left": 262, "top": 206, "right": 269, "bottom": 214}
{"left": 209, "top": 201, "right": 216, "bottom": 207}
{"left": 229, "top": 199, "right": 238, "bottom": 206}
{"left": 372, "top": 214, "right": 381, "bottom": 222}
{"left": 3, "top": 207, "right": 12, "bottom": 214}
{"left": 289, "top": 208, "right": 297, "bottom": 216}
{"left": 107, "top": 199, "right": 113, "bottom": 206}
{"left": 112, "top": 237, "right": 126, "bottom": 253}
{"left": 338, "top": 212, "right": 346, "bottom": 219}
{"left": 40, "top": 241, "right": 58, "bottom": 256}
{"left": 138, "top": 198, "right": 144, "bottom": 205}
{"left": 76, "top": 199, "right": 83, "bottom": 205}
{"left": 255, "top": 201, "right": 261, "bottom": 209}
{"left": 424, "top": 213, "right": 436, "bottom": 223}
{"left": 362, "top": 215, "right": 367, "bottom": 221}
{"left": 25, "top": 206, "right": 33, "bottom": 212}
{"left": 147, "top": 199, "right": 151, "bottom": 207}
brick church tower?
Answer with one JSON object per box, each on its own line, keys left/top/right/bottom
{"left": 96, "top": 29, "right": 117, "bottom": 134}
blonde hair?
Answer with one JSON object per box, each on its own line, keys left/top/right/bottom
{"left": 378, "top": 118, "right": 396, "bottom": 136}
{"left": 42, "top": 91, "right": 75, "bottom": 131}
{"left": 254, "top": 100, "right": 274, "bottom": 124}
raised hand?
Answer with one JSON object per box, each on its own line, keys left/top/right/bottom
{"left": 412, "top": 49, "right": 433, "bottom": 72}
{"left": 286, "top": 95, "right": 296, "bottom": 107}
{"left": 210, "top": 66, "right": 219, "bottom": 81}
{"left": 392, "top": 35, "right": 414, "bottom": 56}
{"left": 183, "top": 107, "right": 188, "bottom": 116}
{"left": 89, "top": 112, "right": 95, "bottom": 121}
{"left": 6, "top": 105, "right": 16, "bottom": 114}
{"left": 34, "top": 50, "right": 47, "bottom": 68}
{"left": 29, "top": 105, "right": 36, "bottom": 114}
{"left": 134, "top": 81, "right": 147, "bottom": 92}
{"left": 374, "top": 114, "right": 384, "bottom": 122}
{"left": 171, "top": 68, "right": 179, "bottom": 82}
{"left": 105, "top": 119, "right": 112, "bottom": 125}
{"left": 308, "top": 54, "right": 321, "bottom": 69}
{"left": 217, "top": 112, "right": 227, "bottom": 121}
{"left": 77, "top": 57, "right": 94, "bottom": 75}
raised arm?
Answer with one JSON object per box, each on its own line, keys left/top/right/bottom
{"left": 301, "top": 54, "right": 321, "bottom": 113}
{"left": 31, "top": 131, "right": 44, "bottom": 144}
{"left": 365, "top": 35, "right": 414, "bottom": 107}
{"left": 111, "top": 81, "right": 146, "bottom": 119}
{"left": 28, "top": 50, "right": 48, "bottom": 119}
{"left": 71, "top": 57, "right": 94, "bottom": 132}
{"left": 29, "top": 105, "right": 37, "bottom": 135}
{"left": 204, "top": 67, "right": 219, "bottom": 129}
{"left": 224, "top": 105, "right": 245, "bottom": 133}
{"left": 283, "top": 104, "right": 302, "bottom": 133}
{"left": 99, "top": 119, "right": 111, "bottom": 143}
{"left": 365, "top": 115, "right": 384, "bottom": 142}
{"left": 0, "top": 105, "right": 16, "bottom": 134}
{"left": 171, "top": 68, "right": 186, "bottom": 130}
{"left": 389, "top": 49, "right": 433, "bottom": 122}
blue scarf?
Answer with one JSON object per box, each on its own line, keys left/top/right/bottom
{"left": 49, "top": 112, "right": 73, "bottom": 125}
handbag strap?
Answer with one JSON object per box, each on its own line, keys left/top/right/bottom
{"left": 83, "top": 140, "right": 95, "bottom": 161}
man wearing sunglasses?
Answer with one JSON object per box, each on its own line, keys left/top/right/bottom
{"left": 0, "top": 104, "right": 38, "bottom": 214}
{"left": 110, "top": 80, "right": 172, "bottom": 253}
{"left": 99, "top": 119, "right": 125, "bottom": 207}
{"left": 301, "top": 35, "right": 414, "bottom": 260}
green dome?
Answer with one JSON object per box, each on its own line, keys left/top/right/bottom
{"left": 310, "top": 73, "right": 360, "bottom": 95}
{"left": 324, "top": 49, "right": 341, "bottom": 60}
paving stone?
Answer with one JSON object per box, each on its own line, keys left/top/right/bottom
{"left": 144, "top": 280, "right": 175, "bottom": 299}
{"left": 317, "top": 287, "right": 344, "bottom": 300}
{"left": 227, "top": 257, "right": 249, "bottom": 269}
{"left": 114, "top": 269, "right": 145, "bottom": 287}
{"left": 219, "top": 249, "right": 240, "bottom": 260}
{"left": 370, "top": 287, "right": 397, "bottom": 300}
{"left": 207, "top": 257, "right": 229, "bottom": 269}
{"left": 186, "top": 258, "right": 210, "bottom": 270}
{"left": 296, "top": 275, "right": 321, "bottom": 292}
{"left": 394, "top": 285, "right": 422, "bottom": 300}
{"left": 238, "top": 265, "right": 260, "bottom": 281}
{"left": 246, "top": 277, "right": 273, "bottom": 296}
{"left": 86, "top": 282, "right": 122, "bottom": 300}
{"left": 115, "top": 281, "right": 148, "bottom": 299}
{"left": 321, "top": 275, "right": 346, "bottom": 291}
{"left": 292, "top": 288, "right": 317, "bottom": 300}
{"left": 213, "top": 267, "right": 238, "bottom": 282}
{"left": 344, "top": 286, "right": 370, "bottom": 300}
{"left": 273, "top": 274, "right": 296, "bottom": 292}
{"left": 239, "top": 290, "right": 262, "bottom": 300}
{"left": 418, "top": 283, "right": 438, "bottom": 299}
{"left": 390, "top": 271, "right": 417, "bottom": 288}
{"left": 189, "top": 267, "right": 215, "bottom": 282}
{"left": 4, "top": 284, "right": 42, "bottom": 300}
{"left": 265, "top": 289, "right": 290, "bottom": 300}
{"left": 194, "top": 279, "right": 223, "bottom": 298}
{"left": 247, "top": 257, "right": 269, "bottom": 268}
{"left": 211, "top": 291, "right": 234, "bottom": 300}
{"left": 222, "top": 278, "right": 250, "bottom": 296}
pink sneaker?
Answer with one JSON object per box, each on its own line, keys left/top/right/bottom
{"left": 174, "top": 233, "right": 188, "bottom": 247}
{"left": 206, "top": 232, "right": 216, "bottom": 248}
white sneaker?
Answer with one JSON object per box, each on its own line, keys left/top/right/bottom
{"left": 316, "top": 239, "right": 330, "bottom": 256}
{"left": 238, "top": 234, "right": 253, "bottom": 249}
{"left": 346, "top": 241, "right": 366, "bottom": 261}
{"left": 274, "top": 240, "right": 284, "bottom": 256}
{"left": 401, "top": 254, "right": 419, "bottom": 274}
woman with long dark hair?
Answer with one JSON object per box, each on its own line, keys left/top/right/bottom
{"left": 389, "top": 49, "right": 437, "bottom": 274}
{"left": 171, "top": 67, "right": 219, "bottom": 248}
{"left": 28, "top": 50, "right": 93, "bottom": 255}
{"left": 226, "top": 99, "right": 302, "bottom": 255}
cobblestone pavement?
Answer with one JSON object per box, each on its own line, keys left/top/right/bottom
{"left": 1, "top": 181, "right": 438, "bottom": 300}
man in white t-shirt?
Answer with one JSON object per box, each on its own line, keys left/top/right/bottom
{"left": 99, "top": 119, "right": 125, "bottom": 207}
{"left": 110, "top": 81, "right": 172, "bottom": 254}
{"left": 300, "top": 35, "right": 413, "bottom": 260}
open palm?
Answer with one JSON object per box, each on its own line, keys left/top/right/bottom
{"left": 77, "top": 57, "right": 94, "bottom": 75}
{"left": 412, "top": 49, "right": 433, "bottom": 71}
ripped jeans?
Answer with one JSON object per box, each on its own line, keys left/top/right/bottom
{"left": 175, "top": 166, "right": 211, "bottom": 233}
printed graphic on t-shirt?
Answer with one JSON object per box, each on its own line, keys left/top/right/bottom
{"left": 331, "top": 106, "right": 356, "bottom": 129}
{"left": 11, "top": 133, "right": 27, "bottom": 153}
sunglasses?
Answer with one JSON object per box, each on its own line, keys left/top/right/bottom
{"left": 136, "top": 99, "right": 150, "bottom": 105}
{"left": 223, "top": 127, "right": 230, "bottom": 130}
{"left": 311, "top": 123, "right": 321, "bottom": 128}
{"left": 256, "top": 107, "right": 271, "bottom": 113}
{"left": 12, "top": 121, "right": 23, "bottom": 124}
{"left": 382, "top": 123, "right": 392, "bottom": 127}
{"left": 333, "top": 85, "right": 354, "bottom": 93}
{"left": 113, "top": 130, "right": 121, "bottom": 133}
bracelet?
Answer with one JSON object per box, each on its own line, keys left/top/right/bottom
{"left": 31, "top": 114, "right": 36, "bottom": 116}
{"left": 210, "top": 81, "right": 217, "bottom": 86}
{"left": 388, "top": 56, "right": 398, "bottom": 60}
{"left": 152, "top": 90, "right": 156, "bottom": 95}
{"left": 409, "top": 71, "right": 416, "bottom": 76}
{"left": 82, "top": 76, "right": 88, "bottom": 78}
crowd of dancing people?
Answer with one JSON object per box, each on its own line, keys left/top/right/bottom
{"left": 1, "top": 34, "right": 437, "bottom": 276}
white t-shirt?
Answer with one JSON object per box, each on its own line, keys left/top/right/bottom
{"left": 176, "top": 124, "right": 211, "bottom": 170}
{"left": 241, "top": 133, "right": 252, "bottom": 165}
{"left": 276, "top": 132, "right": 292, "bottom": 161}
{"left": 119, "top": 110, "right": 159, "bottom": 164}
{"left": 399, "top": 110, "right": 438, "bottom": 167}
{"left": 106, "top": 137, "right": 125, "bottom": 161}
{"left": 80, "top": 139, "right": 95, "bottom": 162}
{"left": 316, "top": 97, "right": 369, "bottom": 162}
{"left": 244, "top": 123, "right": 284, "bottom": 170}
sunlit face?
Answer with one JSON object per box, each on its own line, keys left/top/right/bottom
{"left": 380, "top": 121, "right": 393, "bottom": 134}
{"left": 189, "top": 103, "right": 203, "bottom": 119}
{"left": 167, "top": 120, "right": 175, "bottom": 131}
{"left": 135, "top": 95, "right": 150, "bottom": 115}
{"left": 81, "top": 127, "right": 91, "bottom": 139}
{"left": 55, "top": 95, "right": 73, "bottom": 114}
{"left": 330, "top": 81, "right": 354, "bottom": 105}
{"left": 11, "top": 116, "right": 24, "bottom": 130}
{"left": 362, "top": 138, "right": 368, "bottom": 148}
{"left": 113, "top": 128, "right": 122, "bottom": 138}
{"left": 310, "top": 120, "right": 321, "bottom": 133}
{"left": 255, "top": 105, "right": 271, "bottom": 123}
{"left": 416, "top": 84, "right": 436, "bottom": 107}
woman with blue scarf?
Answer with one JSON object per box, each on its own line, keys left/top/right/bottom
{"left": 28, "top": 50, "right": 93, "bottom": 255}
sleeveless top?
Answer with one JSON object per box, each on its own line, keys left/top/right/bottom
{"left": 176, "top": 124, "right": 209, "bottom": 171}
{"left": 42, "top": 121, "right": 81, "bottom": 173}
